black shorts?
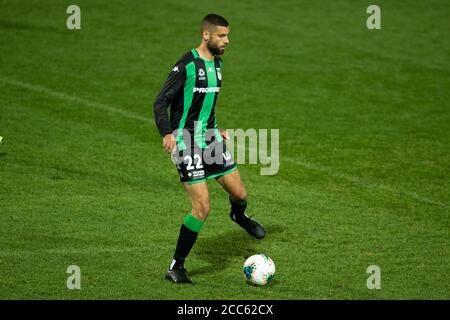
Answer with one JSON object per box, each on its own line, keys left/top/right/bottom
{"left": 171, "top": 140, "right": 237, "bottom": 184}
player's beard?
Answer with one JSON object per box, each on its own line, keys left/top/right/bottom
{"left": 207, "top": 40, "right": 225, "bottom": 56}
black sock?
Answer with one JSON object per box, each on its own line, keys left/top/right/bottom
{"left": 170, "top": 224, "right": 198, "bottom": 270}
{"left": 229, "top": 196, "right": 248, "bottom": 222}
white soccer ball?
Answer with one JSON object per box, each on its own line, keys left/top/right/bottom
{"left": 243, "top": 254, "right": 276, "bottom": 286}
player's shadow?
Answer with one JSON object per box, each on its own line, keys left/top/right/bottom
{"left": 189, "top": 224, "right": 283, "bottom": 276}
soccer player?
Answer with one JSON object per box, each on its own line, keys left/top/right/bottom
{"left": 153, "top": 14, "right": 265, "bottom": 284}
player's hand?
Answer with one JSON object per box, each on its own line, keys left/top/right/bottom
{"left": 162, "top": 133, "right": 177, "bottom": 153}
{"left": 218, "top": 127, "right": 230, "bottom": 141}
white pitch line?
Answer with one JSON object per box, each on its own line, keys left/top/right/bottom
{"left": 244, "top": 143, "right": 447, "bottom": 209}
{"left": 0, "top": 246, "right": 159, "bottom": 257}
{"left": 0, "top": 76, "right": 150, "bottom": 123}
{"left": 287, "top": 157, "right": 448, "bottom": 209}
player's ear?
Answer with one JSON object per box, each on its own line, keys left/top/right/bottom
{"left": 202, "top": 29, "right": 209, "bottom": 41}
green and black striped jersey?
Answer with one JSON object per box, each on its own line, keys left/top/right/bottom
{"left": 154, "top": 48, "right": 224, "bottom": 150}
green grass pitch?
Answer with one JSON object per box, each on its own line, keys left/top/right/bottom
{"left": 0, "top": 0, "right": 449, "bottom": 299}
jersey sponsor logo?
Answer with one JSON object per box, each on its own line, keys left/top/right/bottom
{"left": 208, "top": 67, "right": 214, "bottom": 73}
{"left": 188, "top": 170, "right": 205, "bottom": 178}
{"left": 193, "top": 87, "right": 220, "bottom": 93}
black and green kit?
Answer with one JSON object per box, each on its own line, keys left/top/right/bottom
{"left": 153, "top": 48, "right": 236, "bottom": 184}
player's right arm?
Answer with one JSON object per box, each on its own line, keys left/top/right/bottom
{"left": 162, "top": 133, "right": 176, "bottom": 153}
{"left": 153, "top": 61, "right": 186, "bottom": 153}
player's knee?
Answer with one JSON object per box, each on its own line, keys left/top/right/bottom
{"left": 233, "top": 189, "right": 247, "bottom": 203}
{"left": 200, "top": 201, "right": 211, "bottom": 215}
{"left": 193, "top": 199, "right": 210, "bottom": 219}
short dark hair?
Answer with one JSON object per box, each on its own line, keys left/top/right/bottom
{"left": 201, "top": 14, "right": 229, "bottom": 32}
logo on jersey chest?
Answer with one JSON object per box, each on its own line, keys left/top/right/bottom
{"left": 198, "top": 67, "right": 221, "bottom": 81}
{"left": 216, "top": 68, "right": 222, "bottom": 81}
{"left": 198, "top": 68, "right": 206, "bottom": 80}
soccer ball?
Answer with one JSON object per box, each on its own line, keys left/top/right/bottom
{"left": 243, "top": 254, "right": 276, "bottom": 286}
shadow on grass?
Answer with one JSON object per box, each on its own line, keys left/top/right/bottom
{"left": 189, "top": 224, "right": 284, "bottom": 276}
{"left": 0, "top": 20, "right": 61, "bottom": 34}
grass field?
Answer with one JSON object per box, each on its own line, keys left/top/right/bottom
{"left": 0, "top": 0, "right": 449, "bottom": 299}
